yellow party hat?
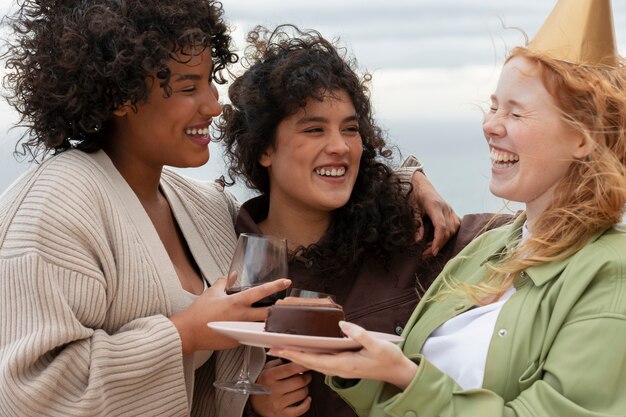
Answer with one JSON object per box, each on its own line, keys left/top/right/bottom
{"left": 528, "top": 0, "right": 618, "bottom": 66}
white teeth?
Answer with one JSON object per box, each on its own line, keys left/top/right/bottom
{"left": 490, "top": 149, "right": 519, "bottom": 163}
{"left": 185, "top": 127, "right": 209, "bottom": 136}
{"left": 315, "top": 167, "right": 346, "bottom": 177}
{"left": 493, "top": 162, "right": 516, "bottom": 168}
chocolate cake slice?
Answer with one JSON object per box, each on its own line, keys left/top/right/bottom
{"left": 264, "top": 296, "right": 345, "bottom": 338}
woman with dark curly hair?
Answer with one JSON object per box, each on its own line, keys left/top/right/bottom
{"left": 0, "top": 1, "right": 290, "bottom": 416}
{"left": 218, "top": 25, "right": 503, "bottom": 417}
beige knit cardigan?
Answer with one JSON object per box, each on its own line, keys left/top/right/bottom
{"left": 0, "top": 150, "right": 264, "bottom": 416}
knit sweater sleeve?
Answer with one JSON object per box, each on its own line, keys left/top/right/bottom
{"left": 0, "top": 254, "right": 187, "bottom": 416}
{"left": 0, "top": 156, "right": 189, "bottom": 416}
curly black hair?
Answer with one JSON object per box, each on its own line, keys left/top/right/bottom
{"left": 2, "top": 0, "right": 237, "bottom": 159}
{"left": 217, "top": 25, "right": 423, "bottom": 278}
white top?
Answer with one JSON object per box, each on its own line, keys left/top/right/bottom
{"left": 421, "top": 286, "right": 516, "bottom": 389}
{"left": 421, "top": 223, "right": 529, "bottom": 390}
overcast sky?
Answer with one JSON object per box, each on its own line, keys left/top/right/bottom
{"left": 1, "top": 0, "right": 625, "bottom": 205}
{"left": 221, "top": 0, "right": 626, "bottom": 119}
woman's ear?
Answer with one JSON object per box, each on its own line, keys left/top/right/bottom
{"left": 259, "top": 148, "right": 273, "bottom": 167}
{"left": 113, "top": 102, "right": 131, "bottom": 117}
{"left": 572, "top": 133, "right": 595, "bottom": 159}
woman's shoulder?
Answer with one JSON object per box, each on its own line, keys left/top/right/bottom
{"left": 161, "top": 169, "right": 233, "bottom": 200}
{"left": 437, "top": 212, "right": 516, "bottom": 261}
{"left": 573, "top": 224, "right": 626, "bottom": 272}
{"left": 161, "top": 169, "right": 239, "bottom": 215}
{"left": 0, "top": 151, "right": 122, "bottom": 260}
{"left": 161, "top": 169, "right": 219, "bottom": 192}
{"left": 0, "top": 150, "right": 113, "bottom": 210}
{"left": 556, "top": 225, "right": 626, "bottom": 320}
{"left": 598, "top": 222, "right": 625, "bottom": 243}
{"left": 453, "top": 217, "right": 516, "bottom": 257}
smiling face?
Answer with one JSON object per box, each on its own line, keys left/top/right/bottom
{"left": 259, "top": 89, "right": 363, "bottom": 217}
{"left": 483, "top": 56, "right": 591, "bottom": 221}
{"left": 109, "top": 47, "right": 221, "bottom": 171}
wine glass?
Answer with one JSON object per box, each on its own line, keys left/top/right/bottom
{"left": 213, "top": 233, "right": 288, "bottom": 395}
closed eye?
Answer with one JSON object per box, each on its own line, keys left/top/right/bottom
{"left": 177, "top": 85, "right": 196, "bottom": 93}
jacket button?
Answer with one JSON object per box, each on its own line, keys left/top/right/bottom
{"left": 395, "top": 326, "right": 404, "bottom": 335}
{"left": 520, "top": 271, "right": 527, "bottom": 277}
{"left": 404, "top": 412, "right": 417, "bottom": 417}
{"left": 498, "top": 329, "right": 507, "bottom": 337}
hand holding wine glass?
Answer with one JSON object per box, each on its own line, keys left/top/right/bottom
{"left": 214, "top": 233, "right": 289, "bottom": 395}
{"left": 170, "top": 276, "right": 291, "bottom": 353}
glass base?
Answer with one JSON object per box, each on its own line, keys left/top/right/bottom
{"left": 213, "top": 380, "right": 272, "bottom": 395}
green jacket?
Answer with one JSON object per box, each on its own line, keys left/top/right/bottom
{"left": 329, "top": 215, "right": 626, "bottom": 417}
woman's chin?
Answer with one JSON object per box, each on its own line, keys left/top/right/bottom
{"left": 488, "top": 185, "right": 512, "bottom": 202}
{"left": 318, "top": 196, "right": 351, "bottom": 212}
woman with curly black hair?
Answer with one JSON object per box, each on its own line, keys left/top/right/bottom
{"left": 0, "top": 1, "right": 290, "bottom": 416}
{"left": 218, "top": 25, "right": 501, "bottom": 417}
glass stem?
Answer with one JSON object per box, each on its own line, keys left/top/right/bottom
{"left": 237, "top": 345, "right": 251, "bottom": 383}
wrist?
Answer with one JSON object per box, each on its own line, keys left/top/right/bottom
{"left": 388, "top": 356, "right": 418, "bottom": 390}
{"left": 170, "top": 312, "right": 195, "bottom": 354}
{"left": 411, "top": 170, "right": 430, "bottom": 208}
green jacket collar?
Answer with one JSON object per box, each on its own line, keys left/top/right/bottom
{"left": 479, "top": 214, "right": 525, "bottom": 268}
{"left": 525, "top": 226, "right": 609, "bottom": 286}
{"left": 480, "top": 212, "right": 613, "bottom": 287}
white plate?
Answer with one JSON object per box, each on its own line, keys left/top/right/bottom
{"left": 208, "top": 321, "right": 403, "bottom": 353}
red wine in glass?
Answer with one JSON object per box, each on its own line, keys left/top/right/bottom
{"left": 214, "top": 233, "right": 288, "bottom": 395}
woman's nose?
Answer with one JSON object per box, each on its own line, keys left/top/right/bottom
{"left": 199, "top": 83, "right": 221, "bottom": 117}
{"left": 325, "top": 130, "right": 350, "bottom": 154}
{"left": 483, "top": 113, "right": 506, "bottom": 139}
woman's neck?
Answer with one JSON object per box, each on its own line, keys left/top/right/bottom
{"left": 103, "top": 146, "right": 163, "bottom": 206}
{"left": 258, "top": 197, "right": 332, "bottom": 251}
{"left": 524, "top": 182, "right": 561, "bottom": 233}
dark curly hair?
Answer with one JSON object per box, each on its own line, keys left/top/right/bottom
{"left": 2, "top": 0, "right": 237, "bottom": 159}
{"left": 217, "top": 25, "right": 423, "bottom": 278}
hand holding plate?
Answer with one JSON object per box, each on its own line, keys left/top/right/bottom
{"left": 268, "top": 321, "right": 418, "bottom": 390}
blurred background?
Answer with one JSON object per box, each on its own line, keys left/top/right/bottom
{"left": 1, "top": 0, "right": 624, "bottom": 215}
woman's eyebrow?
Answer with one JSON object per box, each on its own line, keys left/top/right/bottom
{"left": 295, "top": 114, "right": 358, "bottom": 125}
{"left": 296, "top": 116, "right": 327, "bottom": 125}
{"left": 172, "top": 73, "right": 203, "bottom": 82}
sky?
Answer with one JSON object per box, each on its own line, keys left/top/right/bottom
{"left": 1, "top": 0, "right": 625, "bottom": 214}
